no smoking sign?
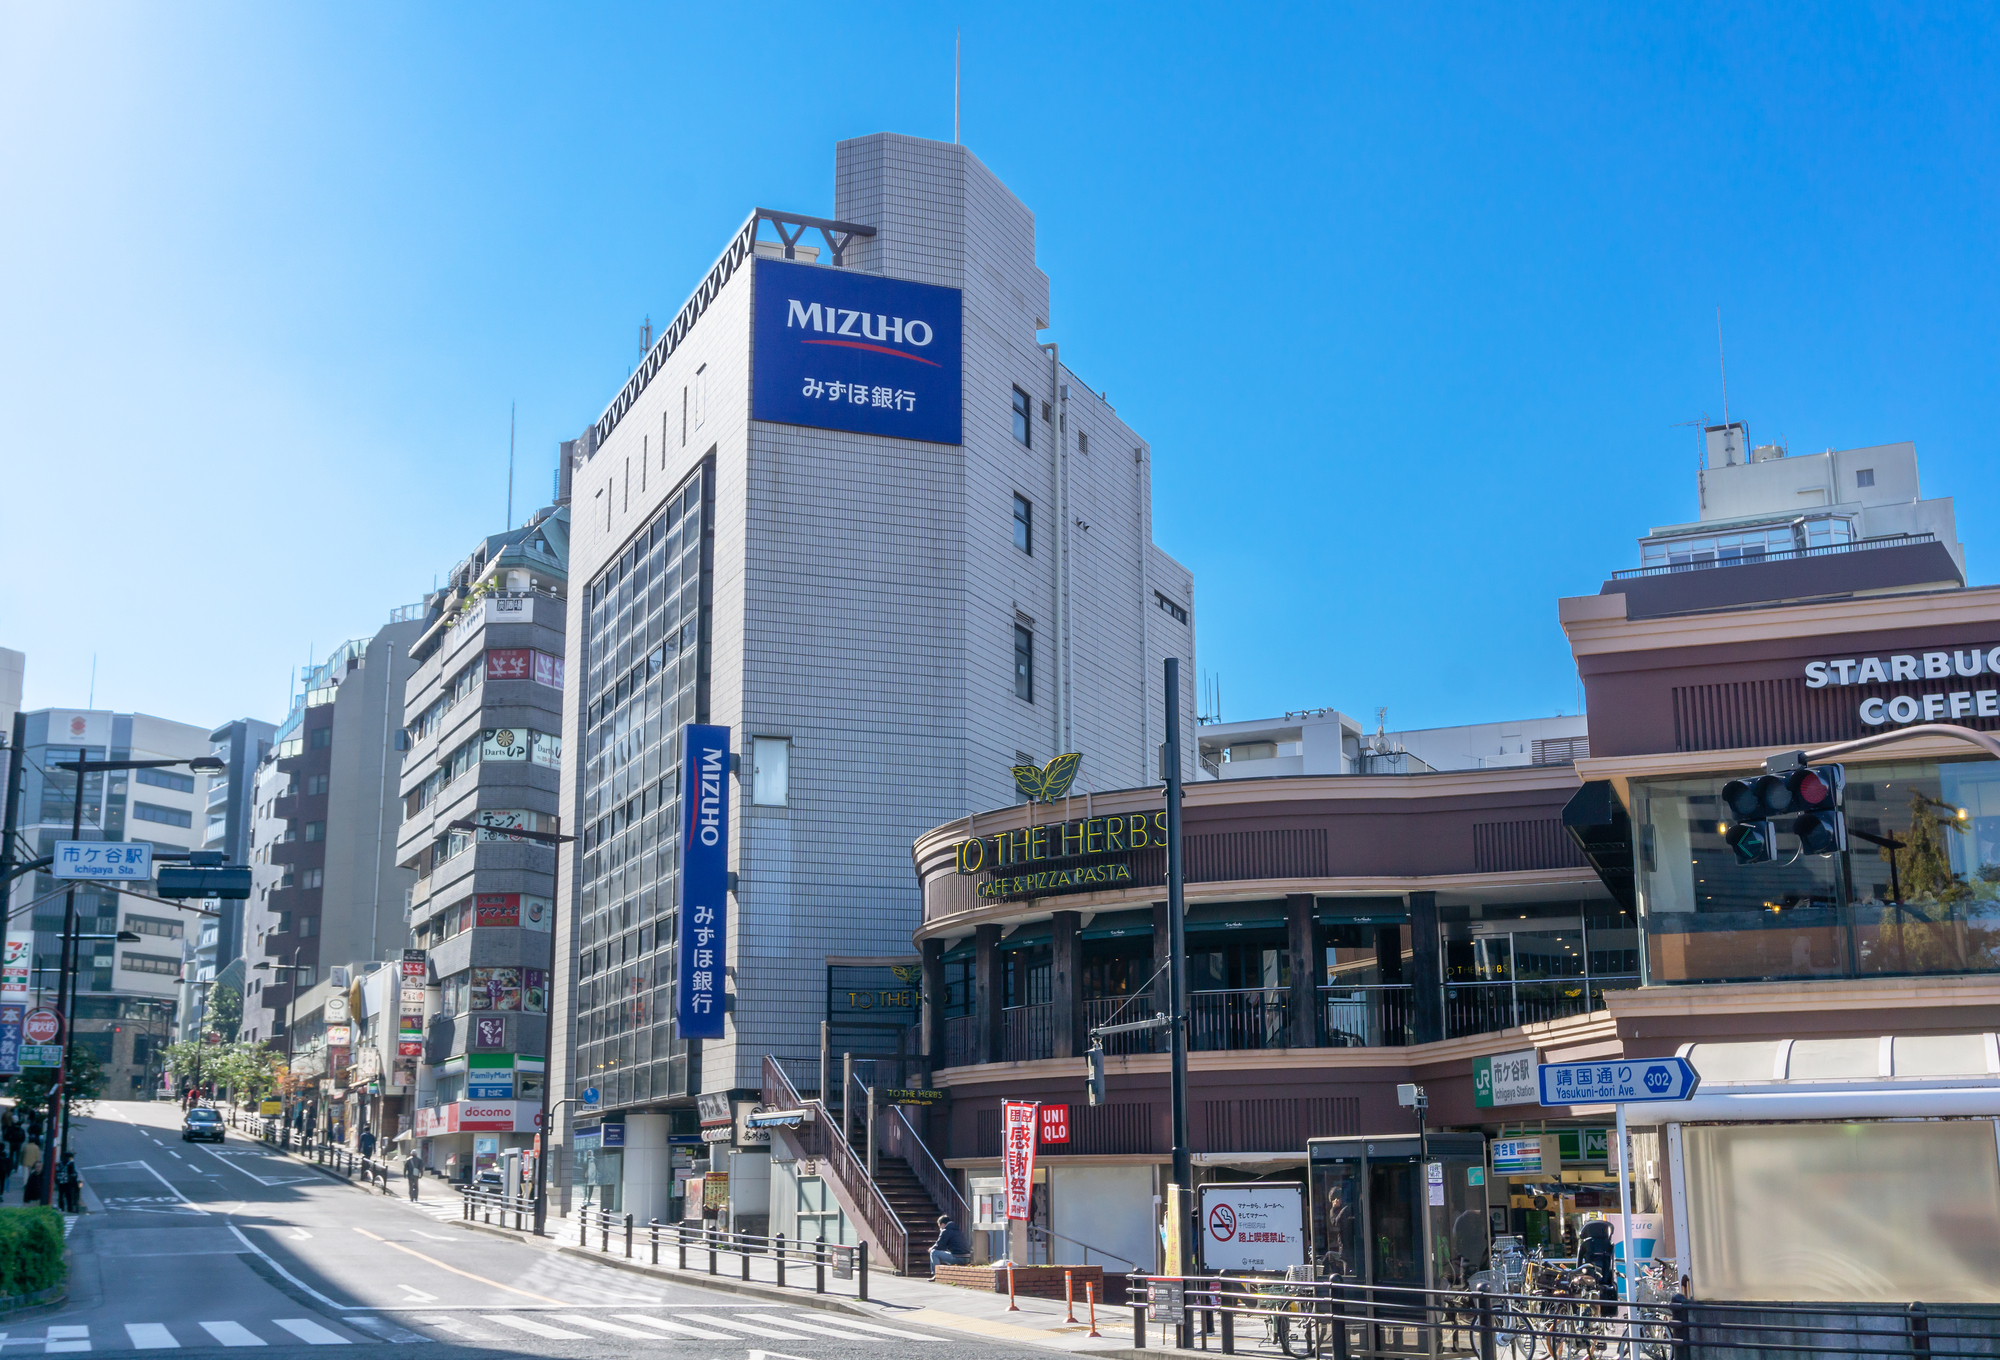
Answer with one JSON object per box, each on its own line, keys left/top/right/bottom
{"left": 1208, "top": 1203, "right": 1236, "bottom": 1241}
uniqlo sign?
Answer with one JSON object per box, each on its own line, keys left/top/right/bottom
{"left": 1001, "top": 1100, "right": 1039, "bottom": 1220}
{"left": 1039, "top": 1104, "right": 1069, "bottom": 1144}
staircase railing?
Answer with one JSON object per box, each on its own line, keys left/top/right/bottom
{"left": 881, "top": 1102, "right": 967, "bottom": 1226}
{"left": 762, "top": 1055, "right": 909, "bottom": 1271}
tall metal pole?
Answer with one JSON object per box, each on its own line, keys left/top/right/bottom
{"left": 533, "top": 818, "right": 560, "bottom": 1237}
{"left": 48, "top": 752, "right": 89, "bottom": 1202}
{"left": 1164, "top": 659, "right": 1191, "bottom": 1198}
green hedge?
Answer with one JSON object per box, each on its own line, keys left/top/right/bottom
{"left": 0, "top": 1208, "right": 65, "bottom": 1299}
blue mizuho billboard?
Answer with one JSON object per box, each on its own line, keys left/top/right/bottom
{"left": 751, "top": 257, "right": 963, "bottom": 445}
{"left": 676, "top": 722, "right": 731, "bottom": 1041}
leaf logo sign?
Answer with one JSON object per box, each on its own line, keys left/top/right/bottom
{"left": 1011, "top": 753, "right": 1082, "bottom": 804}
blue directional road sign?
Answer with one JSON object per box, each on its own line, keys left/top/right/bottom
{"left": 580, "top": 1087, "right": 600, "bottom": 1106}
{"left": 1539, "top": 1057, "right": 1699, "bottom": 1106}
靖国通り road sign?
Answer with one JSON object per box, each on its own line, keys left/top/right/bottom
{"left": 1539, "top": 1057, "right": 1699, "bottom": 1106}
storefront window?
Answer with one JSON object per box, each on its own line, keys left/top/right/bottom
{"left": 1439, "top": 902, "right": 1632, "bottom": 1037}
{"left": 1634, "top": 756, "right": 2000, "bottom": 983}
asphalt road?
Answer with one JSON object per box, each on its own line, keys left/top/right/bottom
{"left": 38, "top": 1101, "right": 1024, "bottom": 1360}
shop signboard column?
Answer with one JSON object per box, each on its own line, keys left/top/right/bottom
{"left": 1001, "top": 1100, "right": 1039, "bottom": 1263}
{"left": 676, "top": 724, "right": 731, "bottom": 1040}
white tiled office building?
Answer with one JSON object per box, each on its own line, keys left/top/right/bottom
{"left": 553, "top": 134, "right": 1196, "bottom": 1194}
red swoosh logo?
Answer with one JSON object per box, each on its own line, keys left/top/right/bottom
{"left": 801, "top": 338, "right": 941, "bottom": 367}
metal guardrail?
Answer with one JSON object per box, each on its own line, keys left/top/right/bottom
{"left": 1119, "top": 1272, "right": 1999, "bottom": 1359}
{"left": 462, "top": 1186, "right": 538, "bottom": 1233}
{"left": 222, "top": 1108, "right": 397, "bottom": 1194}
{"left": 559, "top": 1205, "right": 871, "bottom": 1302}
{"left": 1613, "top": 531, "right": 1938, "bottom": 580}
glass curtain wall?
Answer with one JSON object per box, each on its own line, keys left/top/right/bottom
{"left": 1634, "top": 756, "right": 2000, "bottom": 983}
{"left": 1440, "top": 901, "right": 1638, "bottom": 1039}
{"left": 573, "top": 466, "right": 713, "bottom": 1107}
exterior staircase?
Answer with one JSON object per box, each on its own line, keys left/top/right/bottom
{"left": 844, "top": 1125, "right": 945, "bottom": 1276}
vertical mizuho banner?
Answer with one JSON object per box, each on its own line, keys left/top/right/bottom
{"left": 676, "top": 723, "right": 731, "bottom": 1040}
{"left": 750, "top": 257, "right": 963, "bottom": 445}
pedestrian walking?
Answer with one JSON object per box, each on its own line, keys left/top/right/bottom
{"left": 359, "top": 1129, "right": 375, "bottom": 1159}
{"left": 404, "top": 1153, "right": 422, "bottom": 1202}
{"left": 53, "top": 1156, "right": 79, "bottom": 1214}
{"left": 20, "top": 1141, "right": 43, "bottom": 1205}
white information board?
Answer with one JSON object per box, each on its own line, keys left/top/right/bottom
{"left": 1198, "top": 1181, "right": 1305, "bottom": 1273}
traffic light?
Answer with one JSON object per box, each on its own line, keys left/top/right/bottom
{"left": 1788, "top": 764, "right": 1846, "bottom": 855}
{"left": 158, "top": 852, "right": 251, "bottom": 900}
{"left": 1720, "top": 776, "right": 1780, "bottom": 865}
{"left": 1085, "top": 1042, "right": 1106, "bottom": 1106}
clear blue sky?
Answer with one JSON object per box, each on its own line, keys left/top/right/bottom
{"left": 5, "top": 3, "right": 1995, "bottom": 732}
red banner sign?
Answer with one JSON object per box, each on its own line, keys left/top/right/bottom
{"left": 1001, "top": 1100, "right": 1040, "bottom": 1221}
{"left": 475, "top": 894, "right": 520, "bottom": 928}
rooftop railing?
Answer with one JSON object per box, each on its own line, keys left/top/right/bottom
{"left": 1613, "top": 531, "right": 1937, "bottom": 580}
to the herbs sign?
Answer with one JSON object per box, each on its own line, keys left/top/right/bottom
{"left": 675, "top": 723, "right": 731, "bottom": 1041}
{"left": 751, "top": 258, "right": 963, "bottom": 445}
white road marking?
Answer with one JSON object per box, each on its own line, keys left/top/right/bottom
{"left": 408, "top": 1317, "right": 493, "bottom": 1341}
{"left": 551, "top": 1316, "right": 652, "bottom": 1339}
{"left": 396, "top": 1286, "right": 438, "bottom": 1302}
{"left": 739, "top": 1313, "right": 941, "bottom": 1342}
{"left": 225, "top": 1226, "right": 350, "bottom": 1311}
{"left": 690, "top": 1316, "right": 822, "bottom": 1341}
{"left": 342, "top": 1317, "right": 427, "bottom": 1343}
{"left": 48, "top": 1324, "right": 91, "bottom": 1353}
{"left": 762, "top": 1314, "right": 951, "bottom": 1340}
{"left": 289, "top": 1230, "right": 311, "bottom": 1241}
{"left": 412, "top": 1232, "right": 456, "bottom": 1242}
{"left": 479, "top": 1315, "right": 587, "bottom": 1340}
{"left": 271, "top": 1320, "right": 349, "bottom": 1346}
{"left": 125, "top": 1325, "right": 177, "bottom": 1350}
{"left": 611, "top": 1315, "right": 737, "bottom": 1340}
{"left": 134, "top": 1163, "right": 207, "bottom": 1216}
{"left": 197, "top": 1322, "right": 264, "bottom": 1347}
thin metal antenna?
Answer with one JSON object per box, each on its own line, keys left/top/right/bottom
{"left": 87, "top": 655, "right": 96, "bottom": 710}
{"left": 1716, "top": 306, "right": 1729, "bottom": 423}
{"left": 954, "top": 30, "right": 961, "bottom": 144}
{"left": 507, "top": 402, "right": 516, "bottom": 528}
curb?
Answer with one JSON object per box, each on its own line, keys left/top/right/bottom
{"left": 446, "top": 1216, "right": 882, "bottom": 1319}
{"left": 0, "top": 1281, "right": 68, "bottom": 1320}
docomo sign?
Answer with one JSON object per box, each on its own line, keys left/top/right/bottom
{"left": 1805, "top": 646, "right": 2000, "bottom": 727}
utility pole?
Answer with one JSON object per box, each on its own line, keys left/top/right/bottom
{"left": 1164, "top": 659, "right": 1191, "bottom": 1198}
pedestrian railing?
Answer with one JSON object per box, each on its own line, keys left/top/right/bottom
{"left": 227, "top": 1110, "right": 394, "bottom": 1195}
{"left": 462, "top": 1187, "right": 538, "bottom": 1233}
{"left": 1117, "top": 1272, "right": 2000, "bottom": 1358}
{"left": 560, "top": 1206, "right": 872, "bottom": 1303}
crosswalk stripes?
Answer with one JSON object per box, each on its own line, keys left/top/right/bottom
{"left": 17, "top": 1309, "right": 956, "bottom": 1351}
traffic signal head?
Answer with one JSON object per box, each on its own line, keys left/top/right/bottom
{"left": 1722, "top": 819, "right": 1777, "bottom": 865}
{"left": 1788, "top": 763, "right": 1845, "bottom": 855}
{"left": 1085, "top": 1043, "right": 1106, "bottom": 1106}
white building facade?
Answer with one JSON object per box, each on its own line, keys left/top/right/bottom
{"left": 552, "top": 134, "right": 1196, "bottom": 1216}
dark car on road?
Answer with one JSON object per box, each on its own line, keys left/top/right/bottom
{"left": 182, "top": 1108, "right": 226, "bottom": 1143}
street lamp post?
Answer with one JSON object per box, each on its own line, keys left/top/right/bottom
{"left": 46, "top": 753, "right": 223, "bottom": 1203}
{"left": 446, "top": 816, "right": 572, "bottom": 1237}
{"left": 253, "top": 951, "right": 304, "bottom": 1136}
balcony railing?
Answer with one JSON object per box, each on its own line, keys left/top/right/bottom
{"left": 943, "top": 1014, "right": 977, "bottom": 1068}
{"left": 1187, "top": 988, "right": 1288, "bottom": 1052}
{"left": 1083, "top": 993, "right": 1163, "bottom": 1055}
{"left": 1317, "top": 985, "right": 1412, "bottom": 1047}
{"left": 1443, "top": 977, "right": 1636, "bottom": 1039}
{"left": 1001, "top": 1003, "right": 1054, "bottom": 1062}
{"left": 1612, "top": 531, "right": 1936, "bottom": 580}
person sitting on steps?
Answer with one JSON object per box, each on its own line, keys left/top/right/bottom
{"left": 929, "top": 1215, "right": 972, "bottom": 1272}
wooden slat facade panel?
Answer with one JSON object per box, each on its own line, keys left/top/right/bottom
{"left": 1472, "top": 819, "right": 1590, "bottom": 873}
{"left": 1671, "top": 676, "right": 2000, "bottom": 753}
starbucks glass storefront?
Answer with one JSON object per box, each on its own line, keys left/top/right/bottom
{"left": 1633, "top": 755, "right": 2000, "bottom": 983}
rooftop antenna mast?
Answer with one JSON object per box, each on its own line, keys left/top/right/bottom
{"left": 506, "top": 402, "right": 516, "bottom": 529}
{"left": 954, "top": 31, "right": 961, "bottom": 144}
{"left": 1716, "top": 306, "right": 1729, "bottom": 423}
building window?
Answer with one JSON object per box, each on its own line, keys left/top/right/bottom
{"left": 1856, "top": 468, "right": 1875, "bottom": 488}
{"left": 299, "top": 917, "right": 317, "bottom": 938}
{"left": 1011, "top": 388, "right": 1031, "bottom": 447}
{"left": 752, "top": 737, "right": 789, "bottom": 808}
{"left": 306, "top": 775, "right": 328, "bottom": 795}
{"left": 303, "top": 868, "right": 323, "bottom": 889}
{"left": 136, "top": 768, "right": 194, "bottom": 794}
{"left": 1012, "top": 495, "right": 1032, "bottom": 555}
{"left": 303, "top": 821, "right": 325, "bottom": 842}
{"left": 120, "top": 953, "right": 180, "bottom": 976}
{"left": 1155, "top": 591, "right": 1188, "bottom": 624}
{"left": 1013, "top": 625, "right": 1034, "bottom": 703}
{"left": 1078, "top": 431, "right": 1089, "bottom": 455}
{"left": 132, "top": 802, "right": 192, "bottom": 829}
{"left": 296, "top": 966, "right": 315, "bottom": 987}
{"left": 309, "top": 727, "right": 332, "bottom": 750}
{"left": 126, "top": 916, "right": 183, "bottom": 939}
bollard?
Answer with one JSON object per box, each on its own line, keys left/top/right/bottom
{"left": 1134, "top": 1299, "right": 1147, "bottom": 1349}
{"left": 678, "top": 1225, "right": 688, "bottom": 1271}
{"left": 1066, "top": 1270, "right": 1077, "bottom": 1324}
{"left": 579, "top": 1212, "right": 587, "bottom": 1246}
{"left": 709, "top": 1230, "right": 718, "bottom": 1275}
{"left": 1007, "top": 1262, "right": 1019, "bottom": 1311}
{"left": 601, "top": 1214, "right": 610, "bottom": 1253}
{"left": 625, "top": 1213, "right": 634, "bottom": 1259}
{"left": 651, "top": 1222, "right": 660, "bottom": 1266}
{"left": 742, "top": 1233, "right": 751, "bottom": 1282}
{"left": 775, "top": 1232, "right": 785, "bottom": 1288}
{"left": 1329, "top": 1283, "right": 1350, "bottom": 1360}
{"left": 857, "top": 1241, "right": 868, "bottom": 1302}
{"left": 1086, "top": 1281, "right": 1100, "bottom": 1338}
{"left": 1475, "top": 1285, "right": 1495, "bottom": 1360}
{"left": 1219, "top": 1277, "right": 1234, "bottom": 1355}
{"left": 1908, "top": 1302, "right": 1932, "bottom": 1360}
{"left": 815, "top": 1240, "right": 826, "bottom": 1295}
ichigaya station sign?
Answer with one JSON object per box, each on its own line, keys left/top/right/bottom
{"left": 952, "top": 809, "right": 1168, "bottom": 900}
{"left": 1806, "top": 644, "right": 2000, "bottom": 726}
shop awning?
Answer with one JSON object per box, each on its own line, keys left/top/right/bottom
{"left": 1628, "top": 1033, "right": 2000, "bottom": 1123}
{"left": 745, "top": 1108, "right": 814, "bottom": 1129}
